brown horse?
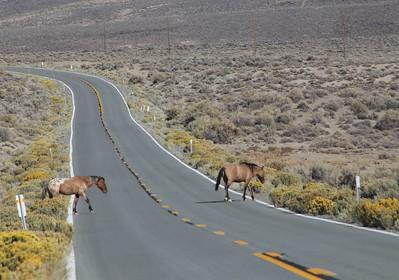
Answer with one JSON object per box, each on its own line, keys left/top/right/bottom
{"left": 215, "top": 162, "right": 265, "bottom": 202}
{"left": 42, "top": 176, "right": 107, "bottom": 214}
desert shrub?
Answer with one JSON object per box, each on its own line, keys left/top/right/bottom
{"left": 324, "top": 101, "right": 339, "bottom": 112}
{"left": 374, "top": 110, "right": 399, "bottom": 130}
{"left": 40, "top": 80, "right": 58, "bottom": 92}
{"left": 288, "top": 89, "right": 303, "bottom": 102}
{"left": 307, "top": 196, "right": 336, "bottom": 216}
{"left": 354, "top": 198, "right": 399, "bottom": 229}
{"left": 0, "top": 206, "right": 20, "bottom": 231}
{"left": 362, "top": 179, "right": 399, "bottom": 199}
{"left": 254, "top": 112, "right": 275, "bottom": 127}
{"left": 338, "top": 87, "right": 362, "bottom": 98}
{"left": 233, "top": 112, "right": 254, "bottom": 127}
{"left": 29, "top": 198, "right": 68, "bottom": 220}
{"left": 270, "top": 186, "right": 302, "bottom": 208}
{"left": 271, "top": 182, "right": 354, "bottom": 216}
{"left": 296, "top": 101, "right": 310, "bottom": 112}
{"left": 309, "top": 112, "right": 324, "bottom": 125}
{"left": 275, "top": 114, "right": 291, "bottom": 125}
{"left": 165, "top": 129, "right": 234, "bottom": 177}
{"left": 350, "top": 100, "right": 369, "bottom": 119}
{"left": 165, "top": 107, "right": 180, "bottom": 121}
{"left": 266, "top": 161, "right": 286, "bottom": 171}
{"left": 310, "top": 165, "right": 328, "bottom": 181}
{"left": 23, "top": 169, "right": 51, "bottom": 182}
{"left": 0, "top": 231, "right": 69, "bottom": 279}
{"left": 271, "top": 172, "right": 301, "bottom": 187}
{"left": 128, "top": 74, "right": 144, "bottom": 84}
{"left": 190, "top": 117, "right": 238, "bottom": 144}
{"left": 249, "top": 179, "right": 264, "bottom": 193}
{"left": 27, "top": 214, "right": 72, "bottom": 236}
{"left": 165, "top": 130, "right": 192, "bottom": 149}
{"left": 0, "top": 127, "right": 11, "bottom": 142}
{"left": 338, "top": 169, "right": 356, "bottom": 187}
{"left": 0, "top": 114, "right": 17, "bottom": 124}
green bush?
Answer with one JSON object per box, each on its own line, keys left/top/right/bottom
{"left": 271, "top": 172, "right": 301, "bottom": 187}
{"left": 27, "top": 214, "right": 72, "bottom": 236}
{"left": 29, "top": 198, "right": 68, "bottom": 220}
{"left": 374, "top": 110, "right": 399, "bottom": 130}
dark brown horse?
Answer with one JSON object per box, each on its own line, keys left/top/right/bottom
{"left": 215, "top": 162, "right": 265, "bottom": 202}
{"left": 42, "top": 176, "right": 108, "bottom": 214}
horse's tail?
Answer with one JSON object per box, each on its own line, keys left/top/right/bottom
{"left": 215, "top": 167, "right": 225, "bottom": 191}
{"left": 41, "top": 181, "right": 52, "bottom": 199}
{"left": 41, "top": 181, "right": 48, "bottom": 199}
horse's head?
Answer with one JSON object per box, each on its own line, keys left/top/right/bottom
{"left": 95, "top": 177, "right": 108, "bottom": 193}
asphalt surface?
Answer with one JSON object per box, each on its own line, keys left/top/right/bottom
{"left": 7, "top": 67, "right": 399, "bottom": 280}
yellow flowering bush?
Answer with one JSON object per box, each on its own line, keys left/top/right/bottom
{"left": 0, "top": 231, "right": 69, "bottom": 280}
{"left": 23, "top": 170, "right": 52, "bottom": 182}
{"left": 307, "top": 196, "right": 336, "bottom": 216}
{"left": 355, "top": 198, "right": 399, "bottom": 229}
{"left": 271, "top": 182, "right": 353, "bottom": 217}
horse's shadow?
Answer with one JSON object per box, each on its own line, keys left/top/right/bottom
{"left": 195, "top": 199, "right": 240, "bottom": 204}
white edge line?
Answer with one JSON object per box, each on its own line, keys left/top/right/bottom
{"left": 57, "top": 81, "right": 76, "bottom": 280}
{"left": 16, "top": 67, "right": 399, "bottom": 239}
{"left": 87, "top": 72, "right": 399, "bottom": 239}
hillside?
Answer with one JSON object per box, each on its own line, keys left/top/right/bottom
{"left": 0, "top": 0, "right": 398, "bottom": 52}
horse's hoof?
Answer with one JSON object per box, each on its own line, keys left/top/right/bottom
{"left": 224, "top": 197, "right": 232, "bottom": 202}
{"left": 90, "top": 210, "right": 95, "bottom": 213}
{"left": 73, "top": 212, "right": 78, "bottom": 215}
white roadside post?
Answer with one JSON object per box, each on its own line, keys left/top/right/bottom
{"left": 70, "top": 65, "right": 73, "bottom": 70}
{"left": 16, "top": 194, "right": 27, "bottom": 230}
{"left": 146, "top": 106, "right": 150, "bottom": 112}
{"left": 41, "top": 61, "right": 44, "bottom": 67}
{"left": 190, "top": 139, "right": 193, "bottom": 154}
{"left": 49, "top": 148, "right": 53, "bottom": 162}
{"left": 355, "top": 175, "right": 361, "bottom": 202}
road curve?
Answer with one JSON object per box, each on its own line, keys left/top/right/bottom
{"left": 7, "top": 67, "right": 399, "bottom": 280}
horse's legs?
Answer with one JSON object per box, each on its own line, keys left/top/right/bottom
{"left": 82, "top": 193, "right": 94, "bottom": 212}
{"left": 224, "top": 182, "right": 232, "bottom": 202}
{"left": 73, "top": 194, "right": 79, "bottom": 215}
{"left": 243, "top": 184, "right": 247, "bottom": 201}
{"left": 250, "top": 185, "right": 255, "bottom": 201}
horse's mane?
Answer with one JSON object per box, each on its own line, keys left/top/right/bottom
{"left": 240, "top": 161, "right": 260, "bottom": 168}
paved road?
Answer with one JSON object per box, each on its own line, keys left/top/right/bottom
{"left": 7, "top": 67, "right": 399, "bottom": 280}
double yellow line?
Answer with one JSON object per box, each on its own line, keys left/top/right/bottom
{"left": 254, "top": 252, "right": 336, "bottom": 280}
{"left": 78, "top": 78, "right": 103, "bottom": 115}
{"left": 79, "top": 78, "right": 337, "bottom": 280}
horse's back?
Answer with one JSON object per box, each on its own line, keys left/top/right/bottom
{"left": 48, "top": 177, "right": 69, "bottom": 192}
{"left": 224, "top": 164, "right": 250, "bottom": 182}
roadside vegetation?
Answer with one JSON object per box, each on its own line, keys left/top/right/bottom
{"left": 0, "top": 72, "right": 72, "bottom": 279}
{"left": 2, "top": 35, "right": 399, "bottom": 232}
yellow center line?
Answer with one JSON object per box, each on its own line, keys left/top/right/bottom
{"left": 161, "top": 205, "right": 170, "bottom": 209}
{"left": 213, "top": 230, "right": 225, "bottom": 236}
{"left": 234, "top": 240, "right": 248, "bottom": 246}
{"left": 265, "top": 251, "right": 282, "bottom": 258}
{"left": 254, "top": 253, "right": 323, "bottom": 280}
{"left": 195, "top": 224, "right": 208, "bottom": 228}
{"left": 307, "top": 268, "right": 336, "bottom": 277}
{"left": 182, "top": 218, "right": 191, "bottom": 223}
